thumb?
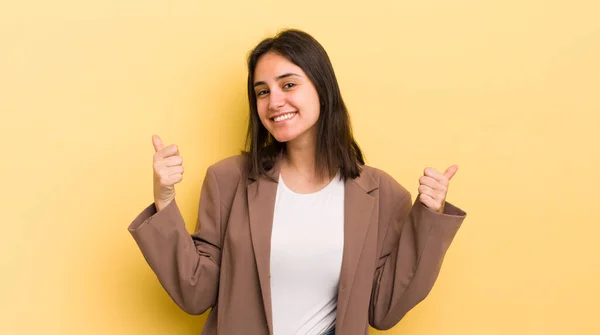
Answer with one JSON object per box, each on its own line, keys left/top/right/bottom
{"left": 152, "top": 135, "right": 164, "bottom": 152}
{"left": 444, "top": 165, "right": 459, "bottom": 180}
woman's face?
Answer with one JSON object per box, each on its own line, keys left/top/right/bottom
{"left": 253, "top": 52, "right": 321, "bottom": 144}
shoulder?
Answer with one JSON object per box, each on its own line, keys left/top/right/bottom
{"left": 205, "top": 154, "right": 248, "bottom": 190}
{"left": 360, "top": 164, "right": 411, "bottom": 201}
{"left": 358, "top": 165, "right": 415, "bottom": 226}
{"left": 208, "top": 155, "right": 247, "bottom": 177}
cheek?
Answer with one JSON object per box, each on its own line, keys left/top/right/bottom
{"left": 256, "top": 99, "right": 269, "bottom": 119}
{"left": 290, "top": 92, "right": 320, "bottom": 114}
{"left": 297, "top": 100, "right": 320, "bottom": 121}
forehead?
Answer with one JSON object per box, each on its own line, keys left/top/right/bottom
{"left": 254, "top": 52, "right": 305, "bottom": 80}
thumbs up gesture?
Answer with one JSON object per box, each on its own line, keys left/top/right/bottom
{"left": 152, "top": 135, "right": 184, "bottom": 211}
{"left": 418, "top": 165, "right": 458, "bottom": 213}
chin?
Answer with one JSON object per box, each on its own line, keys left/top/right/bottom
{"left": 271, "top": 134, "right": 294, "bottom": 143}
{"left": 270, "top": 130, "right": 301, "bottom": 143}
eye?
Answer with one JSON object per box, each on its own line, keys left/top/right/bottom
{"left": 256, "top": 89, "right": 269, "bottom": 97}
{"left": 283, "top": 82, "right": 296, "bottom": 89}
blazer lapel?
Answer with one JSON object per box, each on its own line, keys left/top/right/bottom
{"left": 335, "top": 169, "right": 378, "bottom": 330}
{"left": 246, "top": 161, "right": 377, "bottom": 334}
{"left": 247, "top": 161, "right": 280, "bottom": 335}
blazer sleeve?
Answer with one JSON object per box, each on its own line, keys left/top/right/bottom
{"left": 368, "top": 191, "right": 466, "bottom": 330}
{"left": 127, "top": 166, "right": 223, "bottom": 315}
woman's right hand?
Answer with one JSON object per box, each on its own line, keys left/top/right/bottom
{"left": 152, "top": 135, "right": 184, "bottom": 211}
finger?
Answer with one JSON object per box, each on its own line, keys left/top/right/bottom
{"left": 419, "top": 184, "right": 446, "bottom": 202}
{"left": 418, "top": 184, "right": 434, "bottom": 197}
{"left": 154, "top": 144, "right": 180, "bottom": 161}
{"left": 163, "top": 144, "right": 180, "bottom": 157}
{"left": 166, "top": 173, "right": 183, "bottom": 185}
{"left": 419, "top": 176, "right": 447, "bottom": 193}
{"left": 419, "top": 193, "right": 440, "bottom": 211}
{"left": 167, "top": 165, "right": 184, "bottom": 176}
{"left": 424, "top": 167, "right": 448, "bottom": 185}
{"left": 162, "top": 155, "right": 183, "bottom": 167}
{"left": 155, "top": 164, "right": 184, "bottom": 178}
{"left": 152, "top": 135, "right": 164, "bottom": 152}
{"left": 157, "top": 168, "right": 184, "bottom": 184}
{"left": 444, "top": 165, "right": 459, "bottom": 180}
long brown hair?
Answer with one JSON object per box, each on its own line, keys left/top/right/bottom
{"left": 243, "top": 29, "right": 364, "bottom": 181}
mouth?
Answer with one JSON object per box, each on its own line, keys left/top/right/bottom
{"left": 271, "top": 112, "right": 297, "bottom": 123}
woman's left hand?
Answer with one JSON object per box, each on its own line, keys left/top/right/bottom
{"left": 418, "top": 165, "right": 458, "bottom": 213}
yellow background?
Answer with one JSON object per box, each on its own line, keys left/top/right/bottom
{"left": 1, "top": 0, "right": 599, "bottom": 334}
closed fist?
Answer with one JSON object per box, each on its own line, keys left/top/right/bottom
{"left": 152, "top": 135, "right": 184, "bottom": 211}
{"left": 418, "top": 165, "right": 458, "bottom": 213}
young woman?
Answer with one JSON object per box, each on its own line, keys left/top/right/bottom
{"left": 129, "top": 29, "right": 467, "bottom": 335}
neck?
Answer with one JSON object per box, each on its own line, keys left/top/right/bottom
{"left": 282, "top": 132, "right": 318, "bottom": 179}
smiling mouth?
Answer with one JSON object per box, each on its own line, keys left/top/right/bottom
{"left": 272, "top": 112, "right": 297, "bottom": 122}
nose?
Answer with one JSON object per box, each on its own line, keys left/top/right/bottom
{"left": 268, "top": 88, "right": 285, "bottom": 111}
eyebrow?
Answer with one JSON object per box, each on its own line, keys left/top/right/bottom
{"left": 253, "top": 73, "right": 301, "bottom": 88}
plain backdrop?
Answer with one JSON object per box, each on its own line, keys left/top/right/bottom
{"left": 1, "top": 0, "right": 599, "bottom": 334}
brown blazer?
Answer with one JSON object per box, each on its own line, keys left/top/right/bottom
{"left": 128, "top": 155, "right": 467, "bottom": 335}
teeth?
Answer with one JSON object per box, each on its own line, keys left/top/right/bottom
{"left": 274, "top": 112, "right": 296, "bottom": 122}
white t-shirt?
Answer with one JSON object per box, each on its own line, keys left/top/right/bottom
{"left": 270, "top": 172, "right": 345, "bottom": 335}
